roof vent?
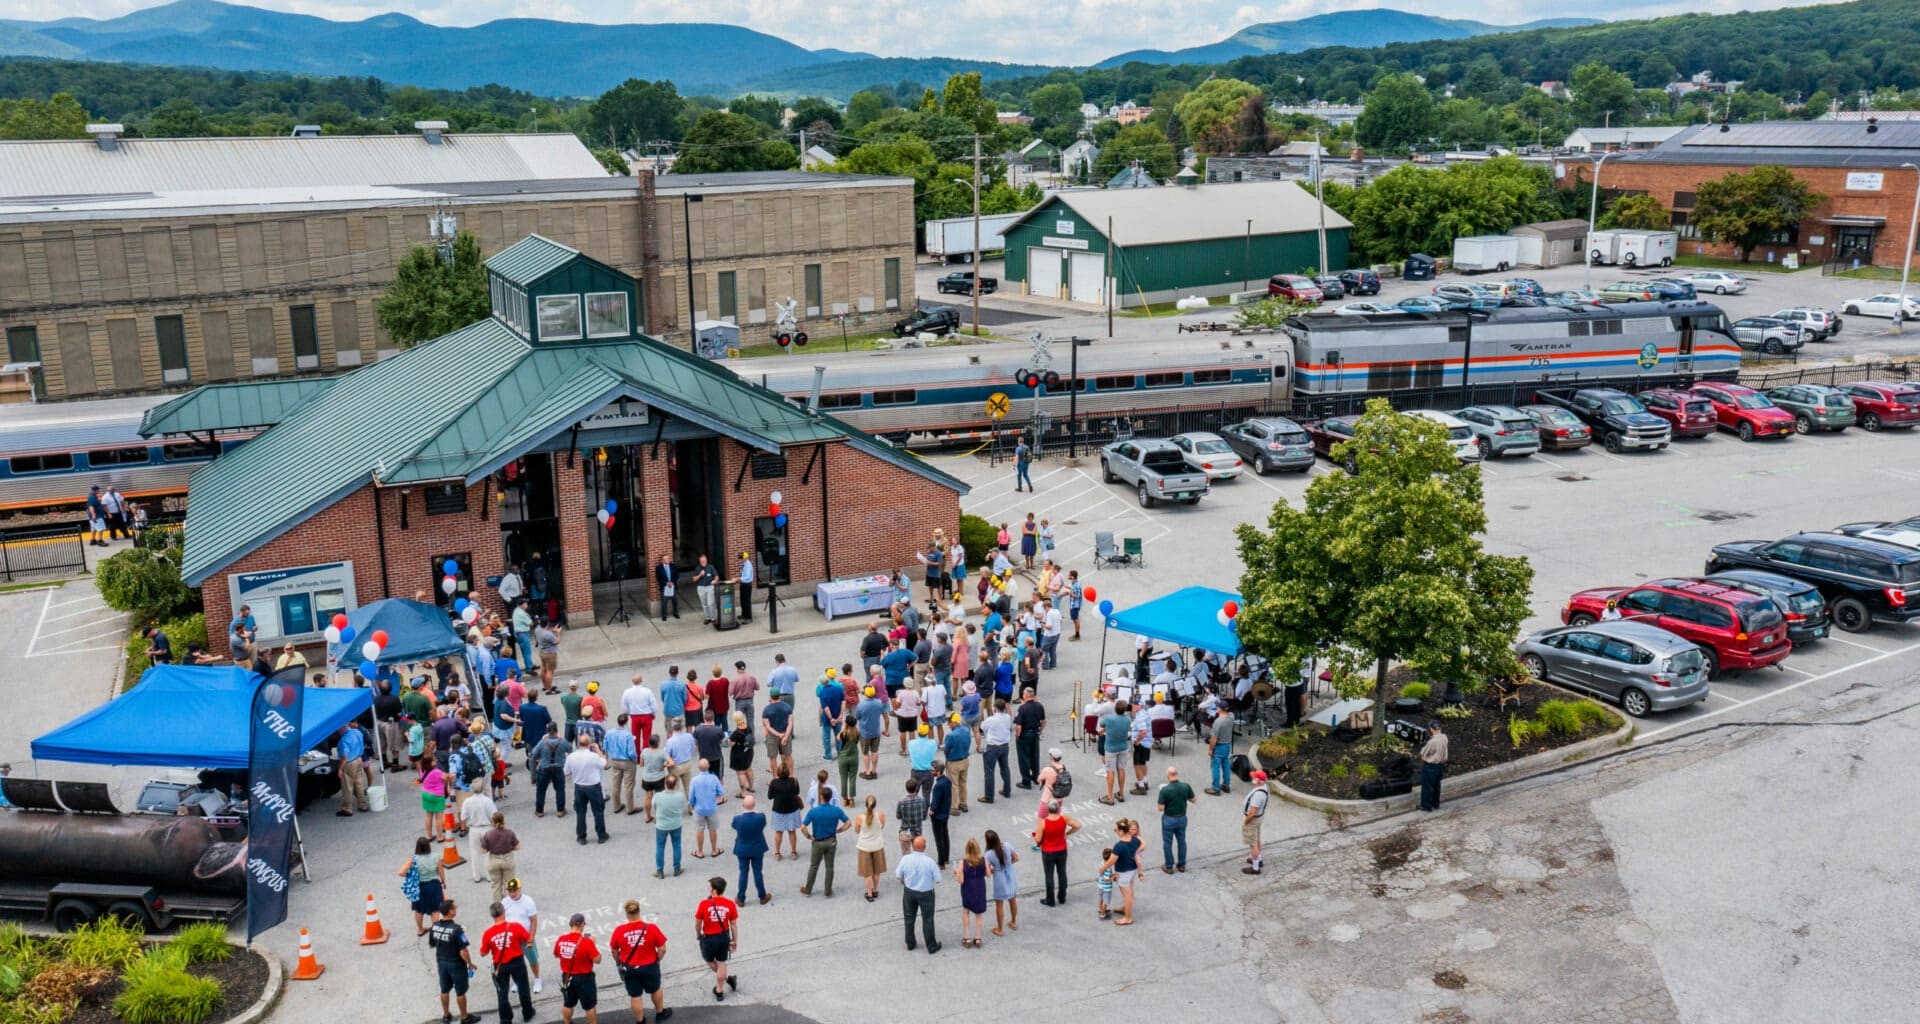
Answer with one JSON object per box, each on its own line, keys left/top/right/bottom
{"left": 414, "top": 120, "right": 449, "bottom": 144}
{"left": 84, "top": 123, "right": 123, "bottom": 152}
{"left": 291, "top": 124, "right": 322, "bottom": 138}
{"left": 1867, "top": 116, "right": 1879, "bottom": 134}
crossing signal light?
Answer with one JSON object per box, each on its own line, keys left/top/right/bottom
{"left": 1043, "top": 371, "right": 1062, "bottom": 390}
{"left": 794, "top": 331, "right": 809, "bottom": 347}
{"left": 775, "top": 333, "right": 792, "bottom": 347}
{"left": 1018, "top": 370, "right": 1040, "bottom": 389}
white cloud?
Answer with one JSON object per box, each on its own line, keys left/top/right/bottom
{"left": 28, "top": 0, "right": 1841, "bottom": 66}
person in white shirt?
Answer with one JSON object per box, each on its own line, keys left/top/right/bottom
{"left": 922, "top": 680, "right": 949, "bottom": 740}
{"left": 564, "top": 739, "right": 610, "bottom": 845}
{"left": 621, "top": 674, "right": 660, "bottom": 749}
{"left": 457, "top": 790, "right": 498, "bottom": 883}
{"left": 498, "top": 566, "right": 524, "bottom": 609}
{"left": 1040, "top": 606, "right": 1063, "bottom": 670}
{"left": 500, "top": 880, "right": 544, "bottom": 993}
{"left": 1147, "top": 696, "right": 1178, "bottom": 726}
{"left": 979, "top": 701, "right": 1013, "bottom": 802}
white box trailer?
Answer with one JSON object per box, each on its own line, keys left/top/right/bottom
{"left": 1451, "top": 235, "right": 1522, "bottom": 273}
{"left": 1613, "top": 230, "right": 1678, "bottom": 268}
{"left": 925, "top": 213, "right": 1022, "bottom": 262}
{"left": 1587, "top": 230, "right": 1622, "bottom": 265}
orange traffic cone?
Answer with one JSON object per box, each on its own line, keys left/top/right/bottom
{"left": 441, "top": 809, "right": 457, "bottom": 839}
{"left": 440, "top": 832, "right": 466, "bottom": 869}
{"left": 291, "top": 927, "right": 326, "bottom": 980}
{"left": 359, "top": 893, "right": 389, "bottom": 945}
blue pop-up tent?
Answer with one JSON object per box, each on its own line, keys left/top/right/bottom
{"left": 345, "top": 598, "right": 465, "bottom": 666}
{"left": 31, "top": 665, "right": 372, "bottom": 769}
{"left": 1104, "top": 585, "right": 1244, "bottom": 658}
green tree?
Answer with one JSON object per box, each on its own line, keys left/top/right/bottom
{"left": 1690, "top": 165, "right": 1825, "bottom": 262}
{"left": 96, "top": 530, "right": 197, "bottom": 623}
{"left": 789, "top": 97, "right": 842, "bottom": 134}
{"left": 846, "top": 90, "right": 890, "bottom": 132}
{"left": 375, "top": 231, "right": 490, "bottom": 347}
{"left": 940, "top": 72, "right": 993, "bottom": 132}
{"left": 145, "top": 97, "right": 214, "bottom": 137}
{"left": 1091, "top": 122, "right": 1176, "bottom": 182}
{"left": 673, "top": 110, "right": 777, "bottom": 174}
{"left": 1343, "top": 156, "right": 1559, "bottom": 262}
{"left": 586, "top": 78, "right": 684, "bottom": 151}
{"left": 727, "top": 93, "right": 786, "bottom": 131}
{"left": 1174, "top": 77, "right": 1262, "bottom": 153}
{"left": 1456, "top": 56, "right": 1507, "bottom": 104}
{"left": 1603, "top": 193, "right": 1670, "bottom": 230}
{"left": 1235, "top": 296, "right": 1315, "bottom": 330}
{"left": 1355, "top": 72, "right": 1437, "bottom": 150}
{"left": 0, "top": 92, "right": 89, "bottom": 139}
{"left": 592, "top": 147, "right": 630, "bottom": 174}
{"left": 1570, "top": 61, "right": 1638, "bottom": 126}
{"left": 1635, "top": 53, "right": 1679, "bottom": 89}
{"left": 1234, "top": 399, "right": 1533, "bottom": 738}
{"left": 1028, "top": 82, "right": 1084, "bottom": 134}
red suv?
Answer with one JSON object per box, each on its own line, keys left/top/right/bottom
{"left": 1563, "top": 578, "right": 1791, "bottom": 678}
{"left": 1690, "top": 382, "right": 1795, "bottom": 442}
{"left": 1639, "top": 389, "right": 1718, "bottom": 438}
{"left": 1841, "top": 380, "right": 1920, "bottom": 431}
{"left": 1267, "top": 274, "right": 1323, "bottom": 303}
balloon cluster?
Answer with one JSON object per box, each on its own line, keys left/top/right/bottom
{"left": 347, "top": 622, "right": 390, "bottom": 680}
{"left": 453, "top": 596, "right": 481, "bottom": 626}
{"left": 596, "top": 500, "right": 618, "bottom": 530}
{"left": 323, "top": 612, "right": 357, "bottom": 652}
{"left": 440, "top": 558, "right": 461, "bottom": 596}
{"left": 768, "top": 491, "right": 786, "bottom": 529}
{"left": 1216, "top": 599, "right": 1240, "bottom": 629}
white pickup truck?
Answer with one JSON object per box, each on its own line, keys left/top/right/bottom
{"left": 1100, "top": 439, "right": 1211, "bottom": 508}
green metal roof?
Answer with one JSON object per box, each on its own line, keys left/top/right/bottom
{"left": 138, "top": 377, "right": 340, "bottom": 437}
{"left": 485, "top": 234, "right": 580, "bottom": 287}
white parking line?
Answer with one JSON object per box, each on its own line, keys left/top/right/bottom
{"left": 1638, "top": 638, "right": 1920, "bottom": 741}
{"left": 1824, "top": 635, "right": 1894, "bottom": 655}
{"left": 32, "top": 618, "right": 120, "bottom": 639}
{"left": 29, "top": 629, "right": 128, "bottom": 654}
{"left": 1035, "top": 483, "right": 1107, "bottom": 518}
{"left": 40, "top": 605, "right": 109, "bottom": 623}
{"left": 1703, "top": 690, "right": 1751, "bottom": 704}
{"left": 48, "top": 594, "right": 104, "bottom": 609}
{"left": 1781, "top": 665, "right": 1819, "bottom": 678}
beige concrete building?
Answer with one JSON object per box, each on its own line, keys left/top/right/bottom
{"left": 0, "top": 129, "right": 914, "bottom": 402}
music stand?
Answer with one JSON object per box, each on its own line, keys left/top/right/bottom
{"left": 604, "top": 547, "right": 630, "bottom": 626}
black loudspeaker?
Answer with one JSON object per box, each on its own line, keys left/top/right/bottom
{"left": 753, "top": 516, "right": 790, "bottom": 586}
{"left": 1358, "top": 777, "right": 1415, "bottom": 799}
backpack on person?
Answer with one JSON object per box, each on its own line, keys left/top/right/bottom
{"left": 1050, "top": 764, "right": 1073, "bottom": 800}
{"left": 457, "top": 749, "right": 487, "bottom": 785}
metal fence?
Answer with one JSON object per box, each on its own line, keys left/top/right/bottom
{"left": 990, "top": 399, "right": 1303, "bottom": 462}
{"left": 1739, "top": 360, "right": 1916, "bottom": 390}
{"left": 0, "top": 523, "right": 89, "bottom": 582}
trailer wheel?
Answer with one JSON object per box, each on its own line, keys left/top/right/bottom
{"left": 106, "top": 900, "right": 153, "bottom": 931}
{"left": 1660, "top": 257, "right": 1673, "bottom": 267}
{"left": 51, "top": 899, "right": 99, "bottom": 932}
{"left": 1623, "top": 253, "right": 1638, "bottom": 267}
{"left": 1497, "top": 261, "right": 1510, "bottom": 272}
{"left": 1590, "top": 250, "right": 1605, "bottom": 264}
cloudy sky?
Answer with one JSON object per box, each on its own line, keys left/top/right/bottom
{"left": 28, "top": 0, "right": 1837, "bottom": 65}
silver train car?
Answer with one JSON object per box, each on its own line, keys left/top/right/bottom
{"left": 0, "top": 395, "right": 232, "bottom": 520}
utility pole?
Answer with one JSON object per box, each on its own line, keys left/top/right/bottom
{"left": 1314, "top": 129, "right": 1328, "bottom": 274}
{"left": 1898, "top": 162, "right": 1918, "bottom": 334}
{"left": 1105, "top": 215, "right": 1114, "bottom": 338}
{"left": 971, "top": 133, "right": 984, "bottom": 337}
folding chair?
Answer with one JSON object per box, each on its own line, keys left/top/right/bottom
{"left": 1093, "top": 531, "right": 1131, "bottom": 569}
{"left": 1122, "top": 537, "right": 1145, "bottom": 567}
{"left": 1081, "top": 712, "right": 1101, "bottom": 751}
{"left": 1150, "top": 715, "right": 1176, "bottom": 755}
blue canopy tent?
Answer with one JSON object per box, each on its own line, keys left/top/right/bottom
{"left": 345, "top": 598, "right": 465, "bottom": 667}
{"left": 31, "top": 665, "right": 372, "bottom": 769}
{"left": 1104, "top": 586, "right": 1244, "bottom": 659}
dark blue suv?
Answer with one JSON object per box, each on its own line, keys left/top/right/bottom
{"left": 1338, "top": 269, "right": 1381, "bottom": 296}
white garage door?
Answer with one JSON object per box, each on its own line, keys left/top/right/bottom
{"left": 1027, "top": 247, "right": 1062, "bottom": 298}
{"left": 1068, "top": 252, "right": 1105, "bottom": 304}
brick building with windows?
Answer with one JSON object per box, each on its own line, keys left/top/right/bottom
{"left": 154, "top": 235, "right": 964, "bottom": 642}
{"left": 0, "top": 128, "right": 913, "bottom": 402}
{"left": 1565, "top": 121, "right": 1920, "bottom": 268}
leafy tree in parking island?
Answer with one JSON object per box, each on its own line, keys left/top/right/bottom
{"left": 1603, "top": 193, "right": 1671, "bottom": 231}
{"left": 1234, "top": 400, "right": 1534, "bottom": 739}
{"left": 1689, "top": 165, "right": 1825, "bottom": 263}
{"left": 376, "top": 231, "right": 490, "bottom": 347}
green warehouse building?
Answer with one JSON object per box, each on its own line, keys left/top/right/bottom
{"left": 1000, "top": 180, "right": 1351, "bottom": 308}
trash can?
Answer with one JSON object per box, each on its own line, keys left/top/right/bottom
{"left": 714, "top": 586, "right": 739, "bottom": 631}
{"left": 366, "top": 785, "right": 389, "bottom": 813}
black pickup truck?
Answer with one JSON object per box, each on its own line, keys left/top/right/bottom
{"left": 1535, "top": 388, "right": 1672, "bottom": 453}
{"left": 936, "top": 271, "right": 998, "bottom": 295}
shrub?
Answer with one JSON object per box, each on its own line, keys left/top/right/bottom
{"left": 121, "top": 612, "right": 207, "bottom": 691}
{"left": 958, "top": 514, "right": 998, "bottom": 573}
{"left": 1257, "top": 726, "right": 1311, "bottom": 761}
{"left": 169, "top": 924, "right": 233, "bottom": 965}
{"left": 1327, "top": 763, "right": 1349, "bottom": 780}
{"left": 94, "top": 530, "right": 197, "bottom": 622}
{"left": 62, "top": 917, "right": 142, "bottom": 970}
{"left": 1508, "top": 715, "right": 1544, "bottom": 748}
{"left": 113, "top": 957, "right": 221, "bottom": 1024}
{"left": 1398, "top": 682, "right": 1431, "bottom": 701}
{"left": 1535, "top": 699, "right": 1585, "bottom": 736}
{"left": 20, "top": 962, "right": 108, "bottom": 1009}
{"left": 1572, "top": 700, "right": 1615, "bottom": 729}
{"left": 1356, "top": 763, "right": 1379, "bottom": 779}
{"left": 1435, "top": 703, "right": 1473, "bottom": 720}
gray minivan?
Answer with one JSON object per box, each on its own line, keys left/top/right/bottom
{"left": 1514, "top": 620, "right": 1710, "bottom": 717}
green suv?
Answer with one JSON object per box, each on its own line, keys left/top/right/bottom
{"left": 1764, "top": 384, "right": 1857, "bottom": 434}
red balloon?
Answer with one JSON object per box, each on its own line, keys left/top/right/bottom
{"left": 1223, "top": 600, "right": 1240, "bottom": 618}
{"left": 1081, "top": 587, "right": 1097, "bottom": 603}
{"left": 371, "top": 629, "right": 389, "bottom": 648}
{"left": 605, "top": 515, "right": 615, "bottom": 529}
{"left": 768, "top": 502, "right": 782, "bottom": 517}
{"left": 331, "top": 613, "right": 348, "bottom": 630}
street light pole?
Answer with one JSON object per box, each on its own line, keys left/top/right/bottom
{"left": 1900, "top": 162, "right": 1919, "bottom": 334}
{"left": 1067, "top": 337, "right": 1090, "bottom": 457}
{"left": 1583, "top": 151, "right": 1618, "bottom": 292}
{"left": 952, "top": 174, "right": 983, "bottom": 337}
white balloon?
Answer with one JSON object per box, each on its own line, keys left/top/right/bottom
{"left": 596, "top": 509, "right": 611, "bottom": 524}
{"left": 1216, "top": 610, "right": 1231, "bottom": 627}
{"left": 323, "top": 625, "right": 341, "bottom": 644}
{"left": 463, "top": 605, "right": 480, "bottom": 623}
{"left": 361, "top": 639, "right": 381, "bottom": 662}
{"left": 769, "top": 491, "right": 783, "bottom": 505}
{"left": 441, "top": 577, "right": 457, "bottom": 594}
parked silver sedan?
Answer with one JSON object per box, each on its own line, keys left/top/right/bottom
{"left": 1167, "top": 431, "right": 1244, "bottom": 480}
{"left": 1514, "top": 620, "right": 1710, "bottom": 717}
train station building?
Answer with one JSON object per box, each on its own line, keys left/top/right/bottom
{"left": 149, "top": 235, "right": 965, "bottom": 643}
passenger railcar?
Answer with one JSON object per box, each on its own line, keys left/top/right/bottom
{"left": 0, "top": 396, "right": 244, "bottom": 521}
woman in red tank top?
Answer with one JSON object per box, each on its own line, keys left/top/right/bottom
{"left": 1032, "top": 801, "right": 1081, "bottom": 907}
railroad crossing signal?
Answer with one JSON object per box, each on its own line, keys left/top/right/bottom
{"left": 1016, "top": 368, "right": 1062, "bottom": 390}
{"left": 986, "top": 393, "right": 1010, "bottom": 419}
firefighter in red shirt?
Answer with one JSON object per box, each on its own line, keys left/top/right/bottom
{"left": 552, "top": 913, "right": 602, "bottom": 1024}
{"left": 480, "top": 901, "right": 536, "bottom": 1024}
{"left": 609, "top": 899, "right": 671, "bottom": 1022}
{"left": 694, "top": 877, "right": 740, "bottom": 1002}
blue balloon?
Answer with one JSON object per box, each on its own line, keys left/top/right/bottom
{"left": 443, "top": 559, "right": 459, "bottom": 575}
{"left": 774, "top": 512, "right": 788, "bottom": 528}
{"left": 604, "top": 499, "right": 618, "bottom": 515}
{"left": 1098, "top": 599, "right": 1114, "bottom": 617}
{"left": 338, "top": 625, "right": 355, "bottom": 647}
{"left": 453, "top": 597, "right": 469, "bottom": 613}
{"left": 359, "top": 659, "right": 378, "bottom": 679}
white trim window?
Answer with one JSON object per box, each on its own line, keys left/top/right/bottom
{"left": 585, "top": 291, "right": 630, "bottom": 338}
{"left": 537, "top": 294, "right": 583, "bottom": 341}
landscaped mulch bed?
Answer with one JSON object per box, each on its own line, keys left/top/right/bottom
{"left": 1264, "top": 669, "right": 1622, "bottom": 801}
{"left": 67, "top": 946, "right": 269, "bottom": 1024}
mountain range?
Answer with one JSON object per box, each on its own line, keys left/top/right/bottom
{"left": 1097, "top": 10, "right": 1603, "bottom": 68}
{"left": 0, "top": 0, "right": 1605, "bottom": 98}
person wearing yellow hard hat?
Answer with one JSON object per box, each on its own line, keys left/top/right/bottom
{"left": 854, "top": 683, "right": 887, "bottom": 781}
{"left": 941, "top": 711, "right": 972, "bottom": 814}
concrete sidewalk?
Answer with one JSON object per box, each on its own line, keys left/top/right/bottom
{"left": 557, "top": 593, "right": 874, "bottom": 678}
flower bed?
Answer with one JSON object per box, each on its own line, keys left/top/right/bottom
{"left": 1257, "top": 670, "right": 1623, "bottom": 801}
{"left": 0, "top": 920, "right": 268, "bottom": 1024}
